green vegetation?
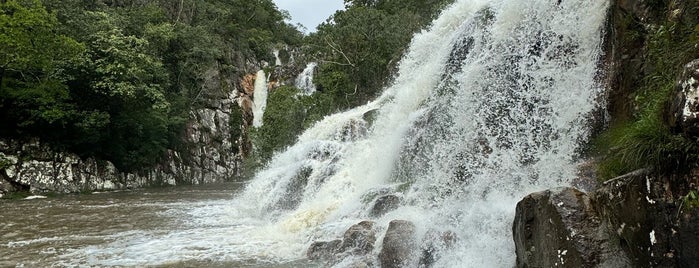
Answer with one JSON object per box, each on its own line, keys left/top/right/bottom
{"left": 0, "top": 0, "right": 455, "bottom": 174}
{"left": 596, "top": 2, "right": 699, "bottom": 180}
{"left": 305, "top": 0, "right": 454, "bottom": 109}
{"left": 0, "top": 0, "right": 300, "bottom": 171}
{"left": 682, "top": 189, "right": 699, "bottom": 209}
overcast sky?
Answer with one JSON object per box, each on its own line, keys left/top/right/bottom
{"left": 273, "top": 0, "right": 346, "bottom": 33}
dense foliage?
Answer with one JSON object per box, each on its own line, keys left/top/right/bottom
{"left": 303, "top": 0, "right": 453, "bottom": 109}
{"left": 0, "top": 0, "right": 300, "bottom": 171}
{"left": 596, "top": 0, "right": 699, "bottom": 179}
{"left": 0, "top": 0, "right": 454, "bottom": 173}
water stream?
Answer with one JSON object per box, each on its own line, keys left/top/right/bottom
{"left": 1, "top": 0, "right": 609, "bottom": 266}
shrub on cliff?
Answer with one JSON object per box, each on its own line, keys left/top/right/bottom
{"left": 596, "top": 2, "right": 699, "bottom": 179}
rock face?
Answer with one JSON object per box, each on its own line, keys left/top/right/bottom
{"left": 514, "top": 171, "right": 699, "bottom": 267}
{"left": 594, "top": 170, "right": 699, "bottom": 267}
{"left": 513, "top": 187, "right": 631, "bottom": 267}
{"left": 0, "top": 88, "right": 243, "bottom": 196}
{"left": 379, "top": 220, "right": 418, "bottom": 268}
{"left": 667, "top": 59, "right": 699, "bottom": 137}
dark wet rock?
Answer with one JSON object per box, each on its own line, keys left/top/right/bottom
{"left": 419, "top": 229, "right": 457, "bottom": 267}
{"left": 379, "top": 220, "right": 418, "bottom": 268}
{"left": 513, "top": 187, "right": 631, "bottom": 268}
{"left": 307, "top": 239, "right": 341, "bottom": 261}
{"left": 339, "top": 221, "right": 377, "bottom": 255}
{"left": 516, "top": 169, "right": 699, "bottom": 268}
{"left": 362, "top": 109, "right": 379, "bottom": 127}
{"left": 306, "top": 221, "right": 377, "bottom": 266}
{"left": 370, "top": 195, "right": 401, "bottom": 217}
{"left": 667, "top": 59, "right": 699, "bottom": 137}
{"left": 275, "top": 166, "right": 312, "bottom": 210}
{"left": 594, "top": 170, "right": 699, "bottom": 267}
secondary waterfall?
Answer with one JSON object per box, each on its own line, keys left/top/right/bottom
{"left": 46, "top": 0, "right": 610, "bottom": 266}
{"left": 240, "top": 0, "right": 608, "bottom": 266}
{"left": 295, "top": 62, "right": 318, "bottom": 95}
{"left": 252, "top": 70, "right": 269, "bottom": 128}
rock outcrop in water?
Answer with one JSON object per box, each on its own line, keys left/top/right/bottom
{"left": 379, "top": 220, "right": 419, "bottom": 268}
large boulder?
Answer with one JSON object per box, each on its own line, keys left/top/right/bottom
{"left": 513, "top": 187, "right": 631, "bottom": 267}
{"left": 515, "top": 170, "right": 699, "bottom": 268}
{"left": 379, "top": 220, "right": 418, "bottom": 268}
{"left": 594, "top": 170, "right": 699, "bottom": 267}
{"left": 305, "top": 221, "right": 376, "bottom": 266}
{"left": 339, "top": 220, "right": 377, "bottom": 255}
{"left": 667, "top": 59, "right": 699, "bottom": 137}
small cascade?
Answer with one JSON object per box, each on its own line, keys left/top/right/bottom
{"left": 273, "top": 49, "right": 282, "bottom": 66}
{"left": 252, "top": 70, "right": 268, "bottom": 128}
{"left": 295, "top": 62, "right": 318, "bottom": 95}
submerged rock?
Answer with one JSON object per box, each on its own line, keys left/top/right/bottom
{"left": 379, "top": 220, "right": 418, "bottom": 268}
{"left": 419, "top": 229, "right": 458, "bottom": 267}
{"left": 339, "top": 221, "right": 377, "bottom": 255}
{"left": 369, "top": 194, "right": 401, "bottom": 217}
{"left": 513, "top": 187, "right": 631, "bottom": 267}
{"left": 307, "top": 240, "right": 341, "bottom": 261}
{"left": 306, "top": 221, "right": 377, "bottom": 266}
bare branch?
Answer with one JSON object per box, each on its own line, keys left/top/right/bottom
{"left": 324, "top": 37, "right": 355, "bottom": 67}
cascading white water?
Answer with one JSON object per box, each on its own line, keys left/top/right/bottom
{"left": 274, "top": 49, "right": 283, "bottom": 66}
{"left": 295, "top": 62, "right": 318, "bottom": 95}
{"left": 52, "top": 0, "right": 609, "bottom": 266}
{"left": 241, "top": 0, "right": 608, "bottom": 266}
{"left": 252, "top": 70, "right": 269, "bottom": 128}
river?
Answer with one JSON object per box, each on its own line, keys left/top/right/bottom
{"left": 0, "top": 183, "right": 318, "bottom": 267}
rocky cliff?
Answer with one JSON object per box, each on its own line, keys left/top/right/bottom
{"left": 0, "top": 49, "right": 310, "bottom": 198}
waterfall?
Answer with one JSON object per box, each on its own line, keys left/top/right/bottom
{"left": 252, "top": 70, "right": 268, "bottom": 128}
{"left": 38, "top": 0, "right": 610, "bottom": 266}
{"left": 238, "top": 0, "right": 609, "bottom": 265}
{"left": 273, "top": 49, "right": 283, "bottom": 66}
{"left": 295, "top": 62, "right": 318, "bottom": 95}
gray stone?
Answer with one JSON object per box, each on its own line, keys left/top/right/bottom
{"left": 369, "top": 194, "right": 401, "bottom": 217}
{"left": 379, "top": 220, "right": 418, "bottom": 268}
{"left": 339, "top": 221, "right": 377, "bottom": 255}
{"left": 513, "top": 187, "right": 631, "bottom": 268}
{"left": 594, "top": 170, "right": 699, "bottom": 267}
{"left": 307, "top": 239, "right": 341, "bottom": 261}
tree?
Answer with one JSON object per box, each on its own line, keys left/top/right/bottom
{"left": 0, "top": 0, "right": 84, "bottom": 140}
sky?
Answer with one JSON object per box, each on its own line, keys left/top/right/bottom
{"left": 272, "top": 0, "right": 346, "bottom": 33}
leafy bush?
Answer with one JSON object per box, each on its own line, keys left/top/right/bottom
{"left": 250, "top": 86, "right": 334, "bottom": 164}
